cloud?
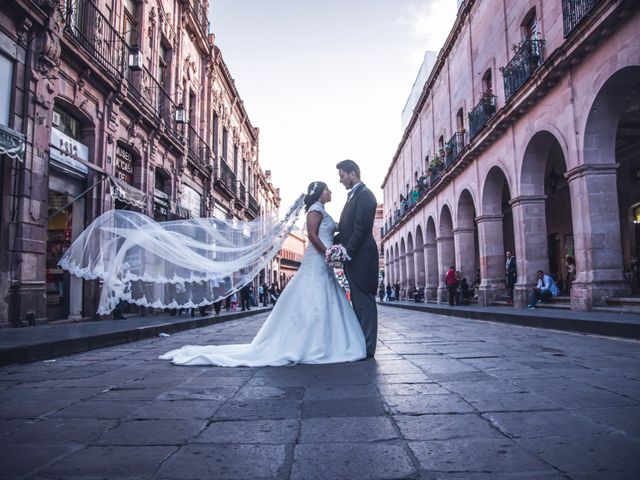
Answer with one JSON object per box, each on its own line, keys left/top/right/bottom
{"left": 398, "top": 0, "right": 458, "bottom": 64}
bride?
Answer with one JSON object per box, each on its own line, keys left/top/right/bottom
{"left": 159, "top": 181, "right": 367, "bottom": 366}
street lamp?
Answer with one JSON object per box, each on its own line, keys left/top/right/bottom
{"left": 128, "top": 45, "right": 143, "bottom": 71}
{"left": 175, "top": 104, "right": 187, "bottom": 124}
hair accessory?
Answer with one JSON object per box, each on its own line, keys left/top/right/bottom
{"left": 309, "top": 182, "right": 319, "bottom": 196}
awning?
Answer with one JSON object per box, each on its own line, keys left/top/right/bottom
{"left": 108, "top": 175, "right": 147, "bottom": 212}
{"left": 170, "top": 201, "right": 192, "bottom": 219}
{"left": 0, "top": 124, "right": 26, "bottom": 162}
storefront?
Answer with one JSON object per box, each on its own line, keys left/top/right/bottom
{"left": 153, "top": 170, "right": 171, "bottom": 222}
{"left": 111, "top": 144, "right": 146, "bottom": 212}
{"left": 46, "top": 108, "right": 89, "bottom": 321}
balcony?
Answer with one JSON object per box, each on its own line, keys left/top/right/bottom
{"left": 468, "top": 94, "right": 497, "bottom": 139}
{"left": 215, "top": 159, "right": 236, "bottom": 197}
{"left": 180, "top": 0, "right": 209, "bottom": 49}
{"left": 63, "top": 0, "right": 127, "bottom": 82}
{"left": 444, "top": 131, "right": 466, "bottom": 167}
{"left": 247, "top": 193, "right": 260, "bottom": 218}
{"left": 500, "top": 39, "right": 545, "bottom": 101}
{"left": 187, "top": 124, "right": 212, "bottom": 171}
{"left": 562, "top": 0, "right": 600, "bottom": 37}
{"left": 235, "top": 182, "right": 246, "bottom": 208}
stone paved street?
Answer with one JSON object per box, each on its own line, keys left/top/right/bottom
{"left": 1, "top": 305, "right": 639, "bottom": 479}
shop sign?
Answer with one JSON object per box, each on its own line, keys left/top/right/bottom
{"left": 180, "top": 185, "right": 202, "bottom": 218}
{"left": 50, "top": 128, "right": 89, "bottom": 174}
{"left": 115, "top": 145, "right": 134, "bottom": 184}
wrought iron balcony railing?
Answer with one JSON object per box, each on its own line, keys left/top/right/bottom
{"left": 247, "top": 193, "right": 260, "bottom": 215}
{"left": 468, "top": 95, "right": 497, "bottom": 139}
{"left": 187, "top": 124, "right": 211, "bottom": 170}
{"left": 500, "top": 39, "right": 545, "bottom": 101}
{"left": 180, "top": 0, "right": 208, "bottom": 38}
{"left": 562, "top": 0, "right": 600, "bottom": 37}
{"left": 445, "top": 131, "right": 466, "bottom": 167}
{"left": 235, "top": 182, "right": 246, "bottom": 206}
{"left": 217, "top": 159, "right": 236, "bottom": 195}
{"left": 63, "top": 0, "right": 127, "bottom": 82}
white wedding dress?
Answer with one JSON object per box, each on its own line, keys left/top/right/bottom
{"left": 159, "top": 202, "right": 366, "bottom": 366}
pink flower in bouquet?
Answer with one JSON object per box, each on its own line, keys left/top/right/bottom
{"left": 325, "top": 244, "right": 348, "bottom": 268}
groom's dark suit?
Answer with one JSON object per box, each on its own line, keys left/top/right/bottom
{"left": 337, "top": 183, "right": 378, "bottom": 356}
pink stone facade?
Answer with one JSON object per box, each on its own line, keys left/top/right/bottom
{"left": 382, "top": 0, "right": 640, "bottom": 310}
{"left": 0, "top": 0, "right": 280, "bottom": 326}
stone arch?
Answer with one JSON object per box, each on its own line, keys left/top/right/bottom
{"left": 477, "top": 166, "right": 513, "bottom": 305}
{"left": 572, "top": 65, "right": 640, "bottom": 306}
{"left": 437, "top": 204, "right": 455, "bottom": 303}
{"left": 425, "top": 216, "right": 438, "bottom": 300}
{"left": 406, "top": 232, "right": 415, "bottom": 290}
{"left": 515, "top": 130, "right": 574, "bottom": 305}
{"left": 393, "top": 241, "right": 400, "bottom": 289}
{"left": 455, "top": 189, "right": 479, "bottom": 284}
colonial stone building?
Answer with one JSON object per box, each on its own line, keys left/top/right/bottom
{"left": 278, "top": 228, "right": 306, "bottom": 289}
{"left": 0, "top": 0, "right": 280, "bottom": 326}
{"left": 382, "top": 0, "right": 640, "bottom": 311}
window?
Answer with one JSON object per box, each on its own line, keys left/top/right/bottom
{"left": 482, "top": 69, "right": 493, "bottom": 95}
{"left": 123, "top": 0, "right": 138, "bottom": 47}
{"left": 189, "top": 91, "right": 196, "bottom": 125}
{"left": 523, "top": 8, "right": 538, "bottom": 40}
{"left": 222, "top": 127, "right": 228, "bottom": 161}
{"left": 158, "top": 42, "right": 170, "bottom": 89}
{"left": 233, "top": 145, "right": 238, "bottom": 173}
{"left": 0, "top": 54, "right": 12, "bottom": 126}
{"left": 456, "top": 108, "right": 464, "bottom": 131}
{"left": 212, "top": 112, "right": 219, "bottom": 155}
{"left": 52, "top": 105, "right": 81, "bottom": 140}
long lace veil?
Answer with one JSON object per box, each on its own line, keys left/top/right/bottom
{"left": 59, "top": 194, "right": 305, "bottom": 315}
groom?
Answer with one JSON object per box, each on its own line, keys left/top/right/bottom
{"left": 336, "top": 160, "right": 378, "bottom": 357}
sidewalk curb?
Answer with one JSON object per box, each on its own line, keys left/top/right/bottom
{"left": 0, "top": 308, "right": 270, "bottom": 367}
{"left": 381, "top": 302, "right": 640, "bottom": 340}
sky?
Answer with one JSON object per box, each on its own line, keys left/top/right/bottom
{"left": 209, "top": 0, "right": 458, "bottom": 219}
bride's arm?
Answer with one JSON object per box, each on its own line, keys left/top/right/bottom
{"left": 306, "top": 211, "right": 327, "bottom": 255}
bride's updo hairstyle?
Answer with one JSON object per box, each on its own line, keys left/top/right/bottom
{"left": 304, "top": 181, "right": 327, "bottom": 212}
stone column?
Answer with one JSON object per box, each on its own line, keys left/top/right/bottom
{"left": 453, "top": 227, "right": 476, "bottom": 282}
{"left": 398, "top": 253, "right": 407, "bottom": 299}
{"left": 424, "top": 241, "right": 438, "bottom": 301}
{"left": 476, "top": 214, "right": 505, "bottom": 306}
{"left": 566, "top": 164, "right": 629, "bottom": 310}
{"left": 436, "top": 235, "right": 454, "bottom": 303}
{"left": 414, "top": 246, "right": 425, "bottom": 293}
{"left": 406, "top": 249, "right": 415, "bottom": 290}
{"left": 509, "top": 195, "right": 549, "bottom": 308}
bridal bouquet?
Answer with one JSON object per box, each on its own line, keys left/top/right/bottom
{"left": 325, "top": 244, "right": 348, "bottom": 268}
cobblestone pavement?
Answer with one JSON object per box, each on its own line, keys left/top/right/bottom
{"left": 1, "top": 306, "right": 639, "bottom": 479}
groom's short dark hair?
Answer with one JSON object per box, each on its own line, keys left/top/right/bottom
{"left": 336, "top": 159, "right": 360, "bottom": 178}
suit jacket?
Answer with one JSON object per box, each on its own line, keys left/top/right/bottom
{"left": 337, "top": 183, "right": 378, "bottom": 295}
{"left": 506, "top": 256, "right": 517, "bottom": 277}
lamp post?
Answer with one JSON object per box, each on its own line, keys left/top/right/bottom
{"left": 128, "top": 45, "right": 143, "bottom": 72}
{"left": 175, "top": 104, "right": 187, "bottom": 124}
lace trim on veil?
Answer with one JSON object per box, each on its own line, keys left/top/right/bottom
{"left": 59, "top": 194, "right": 305, "bottom": 315}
